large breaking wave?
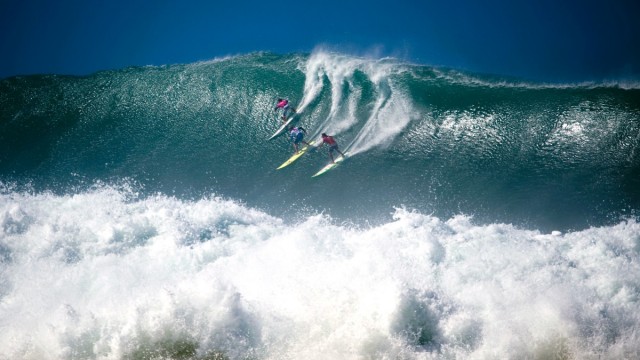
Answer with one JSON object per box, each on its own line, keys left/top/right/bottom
{"left": 1, "top": 51, "right": 640, "bottom": 359}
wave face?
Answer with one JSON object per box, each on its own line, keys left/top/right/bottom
{"left": 1, "top": 52, "right": 639, "bottom": 230}
{"left": 1, "top": 51, "right": 640, "bottom": 359}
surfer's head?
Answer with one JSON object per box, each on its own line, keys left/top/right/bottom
{"left": 321, "top": 133, "right": 327, "bottom": 138}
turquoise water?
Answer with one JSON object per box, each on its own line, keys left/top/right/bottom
{"left": 1, "top": 52, "right": 640, "bottom": 359}
{"left": 2, "top": 52, "right": 639, "bottom": 231}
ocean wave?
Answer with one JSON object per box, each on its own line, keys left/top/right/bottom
{"left": 1, "top": 51, "right": 639, "bottom": 232}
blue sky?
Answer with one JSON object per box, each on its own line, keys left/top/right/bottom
{"left": 1, "top": 0, "right": 639, "bottom": 81}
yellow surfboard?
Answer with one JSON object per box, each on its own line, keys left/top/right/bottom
{"left": 277, "top": 140, "right": 318, "bottom": 170}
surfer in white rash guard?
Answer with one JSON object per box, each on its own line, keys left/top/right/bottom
{"left": 289, "top": 126, "right": 310, "bottom": 154}
{"left": 274, "top": 98, "right": 296, "bottom": 122}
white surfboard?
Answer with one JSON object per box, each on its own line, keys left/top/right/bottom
{"left": 312, "top": 153, "right": 348, "bottom": 177}
{"left": 268, "top": 114, "right": 299, "bottom": 140}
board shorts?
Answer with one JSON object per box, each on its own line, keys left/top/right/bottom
{"left": 293, "top": 132, "right": 304, "bottom": 144}
{"left": 328, "top": 144, "right": 339, "bottom": 153}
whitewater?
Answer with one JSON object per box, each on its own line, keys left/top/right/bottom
{"left": 1, "top": 51, "right": 640, "bottom": 359}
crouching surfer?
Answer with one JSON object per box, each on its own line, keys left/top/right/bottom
{"left": 319, "top": 133, "right": 346, "bottom": 163}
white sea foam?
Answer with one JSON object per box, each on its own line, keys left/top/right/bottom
{"left": 1, "top": 186, "right": 639, "bottom": 359}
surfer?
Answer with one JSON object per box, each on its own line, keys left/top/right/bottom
{"left": 319, "top": 133, "right": 346, "bottom": 163}
{"left": 274, "top": 98, "right": 296, "bottom": 122}
{"left": 289, "top": 126, "right": 310, "bottom": 153}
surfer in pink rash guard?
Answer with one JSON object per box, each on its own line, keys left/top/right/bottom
{"left": 274, "top": 98, "right": 296, "bottom": 122}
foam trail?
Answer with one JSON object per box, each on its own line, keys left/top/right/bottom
{"left": 300, "top": 51, "right": 364, "bottom": 137}
{"left": 1, "top": 186, "right": 639, "bottom": 359}
{"left": 298, "top": 51, "right": 419, "bottom": 155}
{"left": 346, "top": 69, "right": 416, "bottom": 155}
{"left": 295, "top": 52, "right": 334, "bottom": 114}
